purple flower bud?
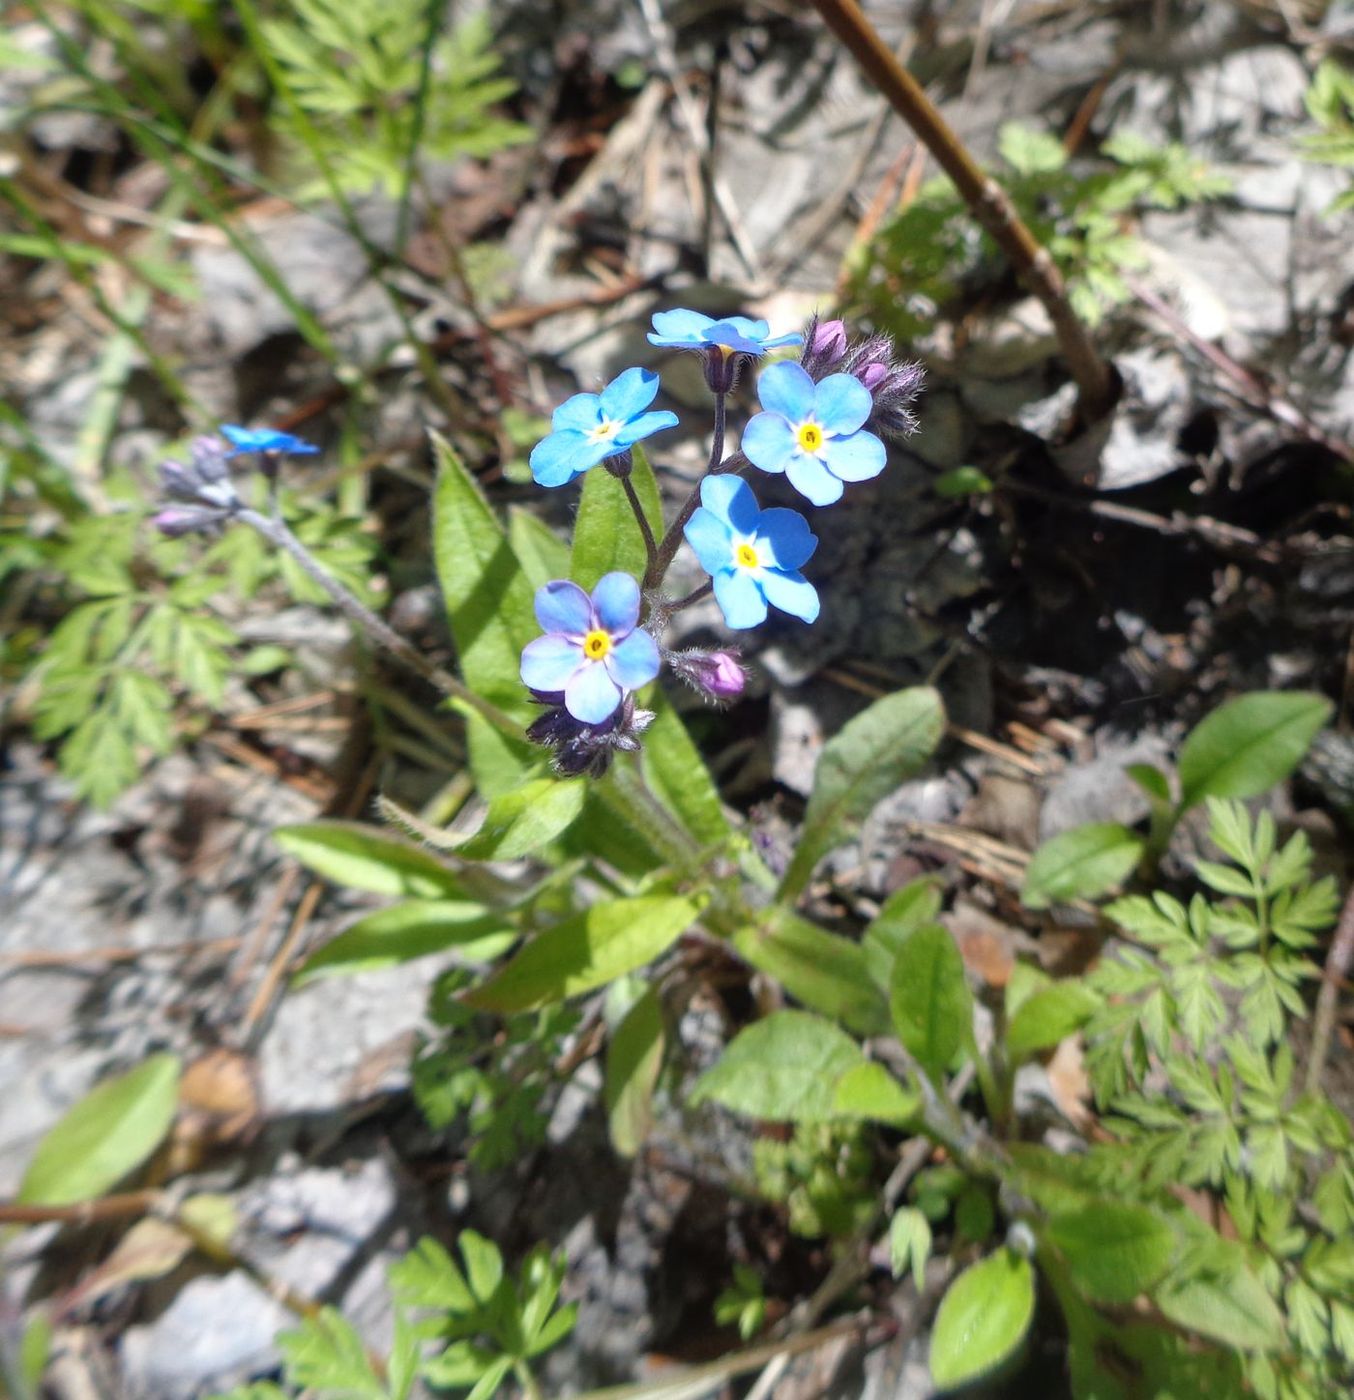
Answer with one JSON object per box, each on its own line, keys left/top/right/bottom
{"left": 526, "top": 692, "right": 655, "bottom": 778}
{"left": 190, "top": 436, "right": 232, "bottom": 483}
{"left": 668, "top": 648, "right": 748, "bottom": 703}
{"left": 811, "top": 319, "right": 848, "bottom": 364}
{"left": 159, "top": 460, "right": 198, "bottom": 500}
{"left": 153, "top": 505, "right": 228, "bottom": 538}
{"left": 857, "top": 362, "right": 889, "bottom": 390}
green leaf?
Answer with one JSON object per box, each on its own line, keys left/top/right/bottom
{"left": 1154, "top": 1245, "right": 1285, "bottom": 1352}
{"left": 863, "top": 877, "right": 944, "bottom": 992}
{"left": 295, "top": 901, "right": 516, "bottom": 983}
{"left": 888, "top": 924, "right": 972, "bottom": 1081}
{"left": 732, "top": 906, "right": 886, "bottom": 1035}
{"left": 1045, "top": 1202, "right": 1175, "bottom": 1303}
{"left": 831, "top": 1061, "right": 920, "bottom": 1125}
{"left": 605, "top": 986, "right": 665, "bottom": 1156}
{"left": 1005, "top": 982, "right": 1101, "bottom": 1061}
{"left": 1176, "top": 691, "right": 1332, "bottom": 810}
{"left": 464, "top": 895, "right": 699, "bottom": 1012}
{"left": 890, "top": 1207, "right": 932, "bottom": 1291}
{"left": 508, "top": 505, "right": 570, "bottom": 588}
{"left": 431, "top": 431, "right": 537, "bottom": 716}
{"left": 18, "top": 1054, "right": 180, "bottom": 1205}
{"left": 932, "top": 466, "right": 993, "bottom": 498}
{"left": 277, "top": 1307, "right": 385, "bottom": 1399}
{"left": 929, "top": 1249, "right": 1035, "bottom": 1390}
{"left": 455, "top": 778, "right": 586, "bottom": 860}
{"left": 779, "top": 686, "right": 945, "bottom": 903}
{"left": 569, "top": 443, "right": 663, "bottom": 591}
{"left": 274, "top": 821, "right": 465, "bottom": 898}
{"left": 1125, "top": 762, "right": 1171, "bottom": 805}
{"left": 641, "top": 693, "right": 730, "bottom": 846}
{"left": 689, "top": 1010, "right": 867, "bottom": 1123}
{"left": 1021, "top": 823, "right": 1144, "bottom": 909}
{"left": 998, "top": 121, "right": 1068, "bottom": 174}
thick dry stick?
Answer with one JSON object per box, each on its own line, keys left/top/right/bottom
{"left": 808, "top": 0, "right": 1115, "bottom": 421}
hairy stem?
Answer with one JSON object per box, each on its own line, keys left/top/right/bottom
{"left": 234, "top": 507, "right": 520, "bottom": 741}
{"left": 808, "top": 0, "right": 1115, "bottom": 421}
{"left": 1306, "top": 882, "right": 1354, "bottom": 1095}
{"left": 645, "top": 391, "right": 727, "bottom": 591}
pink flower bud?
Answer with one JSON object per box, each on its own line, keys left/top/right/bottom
{"left": 704, "top": 650, "right": 746, "bottom": 699}
{"left": 858, "top": 362, "right": 889, "bottom": 390}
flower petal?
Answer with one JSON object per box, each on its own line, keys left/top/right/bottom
{"left": 521, "top": 635, "right": 583, "bottom": 692}
{"left": 822, "top": 429, "right": 887, "bottom": 483}
{"left": 785, "top": 450, "right": 844, "bottom": 505}
{"left": 565, "top": 660, "right": 623, "bottom": 724}
{"left": 591, "top": 571, "right": 641, "bottom": 635}
{"left": 530, "top": 430, "right": 598, "bottom": 487}
{"left": 684, "top": 506, "right": 735, "bottom": 574}
{"left": 814, "top": 373, "right": 874, "bottom": 435}
{"left": 759, "top": 330, "right": 805, "bottom": 349}
{"left": 600, "top": 366, "right": 659, "bottom": 420}
{"left": 614, "top": 410, "right": 679, "bottom": 447}
{"left": 741, "top": 411, "right": 797, "bottom": 475}
{"left": 712, "top": 569, "right": 768, "bottom": 629}
{"left": 535, "top": 579, "right": 592, "bottom": 635}
{"left": 760, "top": 568, "right": 820, "bottom": 623}
{"left": 648, "top": 308, "right": 714, "bottom": 346}
{"left": 702, "top": 320, "right": 764, "bottom": 353}
{"left": 605, "top": 628, "right": 661, "bottom": 689}
{"left": 757, "top": 361, "right": 816, "bottom": 422}
{"left": 220, "top": 425, "right": 319, "bottom": 455}
{"left": 552, "top": 392, "right": 601, "bottom": 433}
{"left": 699, "top": 475, "right": 760, "bottom": 535}
{"left": 723, "top": 316, "right": 771, "bottom": 341}
{"left": 756, "top": 508, "right": 817, "bottom": 570}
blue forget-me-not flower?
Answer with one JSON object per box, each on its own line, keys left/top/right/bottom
{"left": 647, "top": 309, "right": 803, "bottom": 356}
{"left": 741, "top": 361, "right": 886, "bottom": 506}
{"left": 683, "top": 476, "right": 819, "bottom": 630}
{"left": 221, "top": 425, "right": 319, "bottom": 456}
{"left": 530, "top": 367, "right": 678, "bottom": 488}
{"left": 520, "top": 571, "right": 661, "bottom": 724}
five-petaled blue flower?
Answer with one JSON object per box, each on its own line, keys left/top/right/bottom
{"left": 647, "top": 309, "right": 803, "bottom": 356}
{"left": 520, "top": 572, "right": 661, "bottom": 724}
{"left": 529, "top": 367, "right": 678, "bottom": 488}
{"left": 742, "top": 361, "right": 886, "bottom": 506}
{"left": 683, "top": 476, "right": 819, "bottom": 630}
{"left": 220, "top": 425, "right": 319, "bottom": 456}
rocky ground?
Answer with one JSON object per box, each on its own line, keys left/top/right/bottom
{"left": 4, "top": 0, "right": 1354, "bottom": 1396}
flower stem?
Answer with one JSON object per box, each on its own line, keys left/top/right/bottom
{"left": 669, "top": 580, "right": 713, "bottom": 611}
{"left": 808, "top": 0, "right": 1115, "bottom": 422}
{"left": 645, "top": 391, "right": 727, "bottom": 591}
{"left": 620, "top": 471, "right": 658, "bottom": 572}
{"left": 233, "top": 507, "right": 521, "bottom": 742}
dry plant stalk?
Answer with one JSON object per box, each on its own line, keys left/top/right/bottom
{"left": 809, "top": 0, "right": 1117, "bottom": 422}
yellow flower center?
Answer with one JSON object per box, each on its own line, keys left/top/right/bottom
{"left": 796, "top": 421, "right": 824, "bottom": 454}
{"left": 735, "top": 542, "right": 761, "bottom": 570}
{"left": 589, "top": 419, "right": 620, "bottom": 442}
{"left": 583, "top": 629, "right": 611, "bottom": 660}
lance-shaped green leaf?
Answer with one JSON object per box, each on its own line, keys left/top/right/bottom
{"left": 508, "top": 505, "right": 570, "bottom": 589}
{"left": 642, "top": 693, "right": 730, "bottom": 846}
{"left": 431, "top": 432, "right": 537, "bottom": 707}
{"left": 274, "top": 821, "right": 464, "bottom": 898}
{"left": 778, "top": 686, "right": 944, "bottom": 903}
{"left": 605, "top": 986, "right": 665, "bottom": 1156}
{"left": 570, "top": 443, "right": 664, "bottom": 591}
{"left": 455, "top": 778, "right": 586, "bottom": 860}
{"left": 464, "top": 895, "right": 699, "bottom": 1012}
{"left": 863, "top": 876, "right": 944, "bottom": 992}
{"left": 1005, "top": 982, "right": 1102, "bottom": 1061}
{"left": 732, "top": 906, "right": 886, "bottom": 1035}
{"left": 690, "top": 1010, "right": 867, "bottom": 1123}
{"left": 18, "top": 1054, "right": 180, "bottom": 1205}
{"left": 889, "top": 923, "right": 972, "bottom": 1081}
{"left": 295, "top": 901, "right": 516, "bottom": 984}
{"left": 1021, "top": 822, "right": 1143, "bottom": 910}
{"left": 929, "top": 1249, "right": 1035, "bottom": 1390}
{"left": 1045, "top": 1202, "right": 1175, "bottom": 1304}
{"left": 1177, "top": 691, "right": 1332, "bottom": 811}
